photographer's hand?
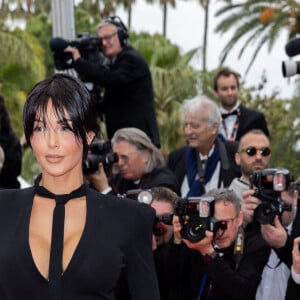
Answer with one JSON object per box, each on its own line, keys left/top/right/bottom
{"left": 292, "top": 236, "right": 300, "bottom": 274}
{"left": 172, "top": 215, "right": 182, "bottom": 244}
{"left": 183, "top": 230, "right": 215, "bottom": 255}
{"left": 241, "top": 189, "right": 261, "bottom": 226}
{"left": 261, "top": 215, "right": 288, "bottom": 248}
{"left": 86, "top": 163, "right": 110, "bottom": 193}
{"left": 64, "top": 47, "right": 81, "bottom": 61}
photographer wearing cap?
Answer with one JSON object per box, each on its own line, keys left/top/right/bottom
{"left": 65, "top": 16, "right": 160, "bottom": 148}
{"left": 160, "top": 188, "right": 269, "bottom": 300}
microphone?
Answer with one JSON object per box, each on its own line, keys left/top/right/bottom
{"left": 49, "top": 37, "right": 70, "bottom": 53}
{"left": 285, "top": 37, "right": 300, "bottom": 57}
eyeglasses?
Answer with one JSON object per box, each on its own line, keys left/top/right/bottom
{"left": 154, "top": 213, "right": 174, "bottom": 225}
{"left": 238, "top": 146, "right": 271, "bottom": 157}
{"left": 99, "top": 31, "right": 118, "bottom": 42}
{"left": 116, "top": 151, "right": 137, "bottom": 163}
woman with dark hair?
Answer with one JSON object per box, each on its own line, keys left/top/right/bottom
{"left": 0, "top": 95, "right": 22, "bottom": 188}
{"left": 0, "top": 73, "right": 159, "bottom": 300}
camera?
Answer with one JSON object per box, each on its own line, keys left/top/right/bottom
{"left": 120, "top": 189, "right": 153, "bottom": 205}
{"left": 282, "top": 37, "right": 300, "bottom": 77}
{"left": 49, "top": 33, "right": 105, "bottom": 71}
{"left": 174, "top": 196, "right": 227, "bottom": 243}
{"left": 250, "top": 168, "right": 293, "bottom": 224}
{"left": 49, "top": 34, "right": 108, "bottom": 116}
{"left": 83, "top": 140, "right": 118, "bottom": 175}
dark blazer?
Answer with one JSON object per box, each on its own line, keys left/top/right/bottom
{"left": 158, "top": 225, "right": 270, "bottom": 300}
{"left": 167, "top": 137, "right": 241, "bottom": 195}
{"left": 273, "top": 197, "right": 300, "bottom": 268}
{"left": 235, "top": 104, "right": 269, "bottom": 140}
{"left": 110, "top": 166, "right": 181, "bottom": 196}
{"left": 285, "top": 276, "right": 300, "bottom": 300}
{"left": 74, "top": 46, "right": 161, "bottom": 147}
{"left": 0, "top": 186, "right": 160, "bottom": 299}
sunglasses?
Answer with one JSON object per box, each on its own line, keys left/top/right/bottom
{"left": 154, "top": 213, "right": 174, "bottom": 226}
{"left": 239, "top": 146, "right": 271, "bottom": 157}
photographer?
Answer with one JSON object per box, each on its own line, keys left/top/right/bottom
{"left": 65, "top": 16, "right": 160, "bottom": 148}
{"left": 86, "top": 127, "right": 180, "bottom": 196}
{"left": 241, "top": 171, "right": 299, "bottom": 300}
{"left": 160, "top": 188, "right": 269, "bottom": 300}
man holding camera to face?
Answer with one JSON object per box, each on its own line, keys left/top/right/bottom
{"left": 160, "top": 189, "right": 269, "bottom": 300}
{"left": 86, "top": 127, "right": 180, "bottom": 197}
{"left": 65, "top": 16, "right": 160, "bottom": 148}
{"left": 241, "top": 170, "right": 299, "bottom": 300}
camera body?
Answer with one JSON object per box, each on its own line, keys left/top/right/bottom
{"left": 50, "top": 34, "right": 108, "bottom": 116}
{"left": 120, "top": 189, "right": 173, "bottom": 225}
{"left": 282, "top": 37, "right": 300, "bottom": 77}
{"left": 174, "top": 196, "right": 227, "bottom": 243}
{"left": 120, "top": 189, "right": 153, "bottom": 205}
{"left": 83, "top": 140, "right": 118, "bottom": 175}
{"left": 250, "top": 168, "right": 293, "bottom": 224}
{"left": 50, "top": 33, "right": 104, "bottom": 71}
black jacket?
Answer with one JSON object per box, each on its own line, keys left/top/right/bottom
{"left": 73, "top": 46, "right": 160, "bottom": 147}
{"left": 109, "top": 166, "right": 180, "bottom": 196}
{"left": 0, "top": 186, "right": 159, "bottom": 299}
{"left": 158, "top": 225, "right": 270, "bottom": 300}
{"left": 285, "top": 276, "right": 300, "bottom": 300}
{"left": 167, "top": 137, "right": 240, "bottom": 195}
{"left": 235, "top": 104, "right": 269, "bottom": 140}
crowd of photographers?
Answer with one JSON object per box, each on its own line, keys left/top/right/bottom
{"left": 1, "top": 14, "right": 300, "bottom": 300}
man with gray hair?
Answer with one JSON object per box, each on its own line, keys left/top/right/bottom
{"left": 167, "top": 95, "right": 240, "bottom": 197}
{"left": 160, "top": 188, "right": 270, "bottom": 300}
{"left": 66, "top": 16, "right": 160, "bottom": 147}
{"left": 87, "top": 127, "right": 180, "bottom": 195}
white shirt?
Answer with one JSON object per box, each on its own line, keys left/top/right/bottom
{"left": 181, "top": 163, "right": 221, "bottom": 197}
{"left": 219, "top": 102, "right": 240, "bottom": 141}
{"left": 255, "top": 223, "right": 293, "bottom": 300}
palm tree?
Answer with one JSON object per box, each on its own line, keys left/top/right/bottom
{"left": 146, "top": 0, "right": 176, "bottom": 37}
{"left": 0, "top": 28, "right": 46, "bottom": 135}
{"left": 214, "top": 0, "right": 300, "bottom": 74}
{"left": 115, "top": 0, "right": 136, "bottom": 30}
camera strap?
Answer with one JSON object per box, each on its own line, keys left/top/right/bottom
{"left": 234, "top": 226, "right": 245, "bottom": 270}
{"left": 196, "top": 154, "right": 206, "bottom": 195}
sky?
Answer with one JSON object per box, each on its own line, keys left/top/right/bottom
{"left": 116, "top": 0, "right": 298, "bottom": 99}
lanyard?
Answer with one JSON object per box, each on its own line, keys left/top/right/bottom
{"left": 221, "top": 109, "right": 240, "bottom": 141}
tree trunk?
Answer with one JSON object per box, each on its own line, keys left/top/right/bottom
{"left": 162, "top": 2, "right": 167, "bottom": 37}
{"left": 202, "top": 0, "right": 209, "bottom": 72}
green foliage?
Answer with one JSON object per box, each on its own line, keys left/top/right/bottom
{"left": 0, "top": 29, "right": 46, "bottom": 136}
{"left": 75, "top": 7, "right": 102, "bottom": 34}
{"left": 215, "top": 0, "right": 299, "bottom": 74}
{"left": 2, "top": 0, "right": 300, "bottom": 182}
{"left": 236, "top": 76, "right": 300, "bottom": 178}
{"left": 21, "top": 147, "right": 41, "bottom": 184}
{"left": 130, "top": 32, "right": 200, "bottom": 154}
{"left": 26, "top": 14, "right": 53, "bottom": 76}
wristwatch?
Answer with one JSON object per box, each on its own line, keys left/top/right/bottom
{"left": 203, "top": 250, "right": 218, "bottom": 264}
